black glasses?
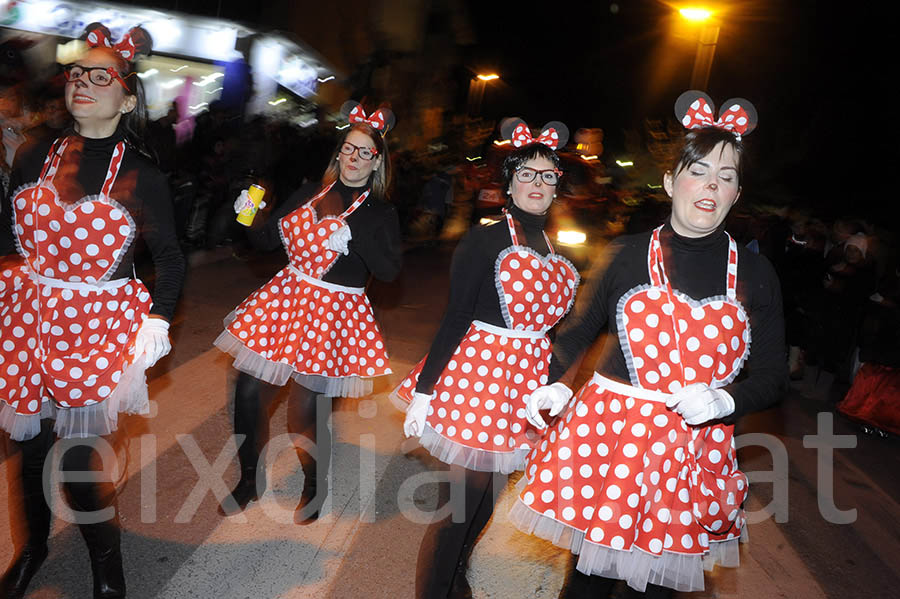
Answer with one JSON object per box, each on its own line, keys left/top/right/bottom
{"left": 63, "top": 65, "right": 130, "bottom": 90}
{"left": 340, "top": 142, "right": 378, "bottom": 161}
{"left": 515, "top": 167, "right": 562, "bottom": 186}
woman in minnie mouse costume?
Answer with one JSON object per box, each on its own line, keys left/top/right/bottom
{"left": 215, "top": 102, "right": 401, "bottom": 523}
{"left": 510, "top": 92, "right": 786, "bottom": 598}
{"left": 0, "top": 24, "right": 184, "bottom": 599}
{"left": 394, "top": 119, "right": 580, "bottom": 598}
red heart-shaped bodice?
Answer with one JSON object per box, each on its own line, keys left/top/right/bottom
{"left": 13, "top": 182, "right": 136, "bottom": 283}
{"left": 618, "top": 286, "right": 750, "bottom": 393}
{"left": 496, "top": 247, "right": 578, "bottom": 331}
{"left": 280, "top": 205, "right": 344, "bottom": 279}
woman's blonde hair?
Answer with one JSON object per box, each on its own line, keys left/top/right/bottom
{"left": 322, "top": 123, "right": 391, "bottom": 201}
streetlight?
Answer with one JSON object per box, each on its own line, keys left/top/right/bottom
{"left": 678, "top": 7, "right": 719, "bottom": 92}
{"left": 469, "top": 72, "right": 500, "bottom": 117}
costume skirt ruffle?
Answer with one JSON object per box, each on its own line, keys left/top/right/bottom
{"left": 509, "top": 373, "right": 747, "bottom": 592}
{"left": 0, "top": 257, "right": 152, "bottom": 441}
{"left": 215, "top": 266, "right": 390, "bottom": 397}
{"left": 391, "top": 320, "right": 550, "bottom": 473}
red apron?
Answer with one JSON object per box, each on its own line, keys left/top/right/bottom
{"left": 512, "top": 226, "right": 750, "bottom": 592}
{"left": 217, "top": 182, "right": 391, "bottom": 396}
{"left": 0, "top": 138, "right": 152, "bottom": 439}
{"left": 394, "top": 212, "right": 579, "bottom": 473}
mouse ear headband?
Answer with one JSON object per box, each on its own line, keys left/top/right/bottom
{"left": 674, "top": 90, "right": 758, "bottom": 140}
{"left": 341, "top": 101, "right": 396, "bottom": 136}
{"left": 500, "top": 118, "right": 569, "bottom": 150}
{"left": 82, "top": 22, "right": 153, "bottom": 62}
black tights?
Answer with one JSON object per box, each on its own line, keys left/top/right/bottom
{"left": 12, "top": 419, "right": 120, "bottom": 547}
{"left": 415, "top": 468, "right": 501, "bottom": 599}
{"left": 561, "top": 564, "right": 673, "bottom": 599}
{"left": 231, "top": 371, "right": 331, "bottom": 483}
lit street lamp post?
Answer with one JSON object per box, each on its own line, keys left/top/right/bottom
{"left": 469, "top": 73, "right": 499, "bottom": 117}
{"left": 679, "top": 7, "right": 719, "bottom": 92}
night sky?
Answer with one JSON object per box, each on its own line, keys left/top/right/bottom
{"left": 115, "top": 0, "right": 883, "bottom": 222}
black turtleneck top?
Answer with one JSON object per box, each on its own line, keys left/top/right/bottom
{"left": 415, "top": 204, "right": 552, "bottom": 395}
{"left": 0, "top": 129, "right": 185, "bottom": 321}
{"left": 247, "top": 179, "right": 402, "bottom": 288}
{"left": 548, "top": 221, "right": 787, "bottom": 421}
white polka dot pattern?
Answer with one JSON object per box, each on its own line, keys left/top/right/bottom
{"left": 223, "top": 183, "right": 389, "bottom": 383}
{"left": 518, "top": 379, "right": 747, "bottom": 557}
{"left": 395, "top": 212, "right": 578, "bottom": 469}
{"left": 225, "top": 268, "right": 391, "bottom": 379}
{"left": 516, "top": 226, "right": 750, "bottom": 562}
{"left": 396, "top": 323, "right": 550, "bottom": 457}
{"left": 619, "top": 227, "right": 749, "bottom": 392}
{"left": 15, "top": 187, "right": 135, "bottom": 284}
{"left": 496, "top": 247, "right": 578, "bottom": 331}
{"left": 280, "top": 207, "right": 345, "bottom": 279}
{"left": 1, "top": 139, "right": 151, "bottom": 415}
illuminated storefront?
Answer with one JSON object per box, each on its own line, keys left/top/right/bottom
{"left": 1, "top": 0, "right": 334, "bottom": 118}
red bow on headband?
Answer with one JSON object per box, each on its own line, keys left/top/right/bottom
{"left": 511, "top": 123, "right": 561, "bottom": 150}
{"left": 86, "top": 27, "right": 139, "bottom": 61}
{"left": 348, "top": 105, "right": 388, "bottom": 131}
{"left": 679, "top": 95, "right": 755, "bottom": 139}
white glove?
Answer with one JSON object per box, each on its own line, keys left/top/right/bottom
{"left": 233, "top": 189, "right": 267, "bottom": 214}
{"left": 525, "top": 382, "right": 573, "bottom": 429}
{"left": 133, "top": 317, "right": 172, "bottom": 368}
{"left": 665, "top": 383, "right": 735, "bottom": 425}
{"left": 323, "top": 224, "right": 352, "bottom": 255}
{"left": 403, "top": 392, "right": 434, "bottom": 438}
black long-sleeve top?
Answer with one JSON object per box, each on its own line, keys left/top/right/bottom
{"left": 247, "top": 179, "right": 402, "bottom": 288}
{"left": 0, "top": 128, "right": 185, "bottom": 321}
{"left": 549, "top": 222, "right": 787, "bottom": 421}
{"left": 415, "top": 204, "right": 552, "bottom": 395}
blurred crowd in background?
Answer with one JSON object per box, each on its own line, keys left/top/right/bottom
{"left": 2, "top": 34, "right": 897, "bottom": 437}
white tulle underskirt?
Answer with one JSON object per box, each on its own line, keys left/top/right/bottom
{"left": 215, "top": 329, "right": 376, "bottom": 398}
{"left": 0, "top": 358, "right": 148, "bottom": 441}
{"left": 507, "top": 482, "right": 745, "bottom": 592}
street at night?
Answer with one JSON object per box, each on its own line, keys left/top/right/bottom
{"left": 2, "top": 240, "right": 897, "bottom": 598}
{"left": 2, "top": 0, "right": 896, "bottom": 598}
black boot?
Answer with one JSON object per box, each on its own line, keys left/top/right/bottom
{"left": 79, "top": 521, "right": 126, "bottom": 599}
{"left": 62, "top": 439, "right": 126, "bottom": 599}
{"left": 289, "top": 391, "right": 331, "bottom": 525}
{"left": 293, "top": 458, "right": 327, "bottom": 525}
{"left": 217, "top": 468, "right": 262, "bottom": 516}
{"left": 219, "top": 374, "right": 268, "bottom": 516}
{"left": 1, "top": 420, "right": 55, "bottom": 599}
{"left": 1, "top": 544, "right": 50, "bottom": 599}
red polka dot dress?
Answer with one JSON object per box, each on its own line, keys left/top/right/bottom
{"left": 394, "top": 212, "right": 579, "bottom": 473}
{"left": 0, "top": 138, "right": 153, "bottom": 441}
{"left": 510, "top": 226, "right": 751, "bottom": 592}
{"left": 215, "top": 182, "right": 391, "bottom": 397}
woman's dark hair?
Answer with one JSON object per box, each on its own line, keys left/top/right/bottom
{"left": 76, "top": 24, "right": 154, "bottom": 160}
{"left": 322, "top": 123, "right": 392, "bottom": 201}
{"left": 500, "top": 142, "right": 561, "bottom": 197}
{"left": 670, "top": 127, "right": 745, "bottom": 185}
{"left": 109, "top": 50, "right": 152, "bottom": 160}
